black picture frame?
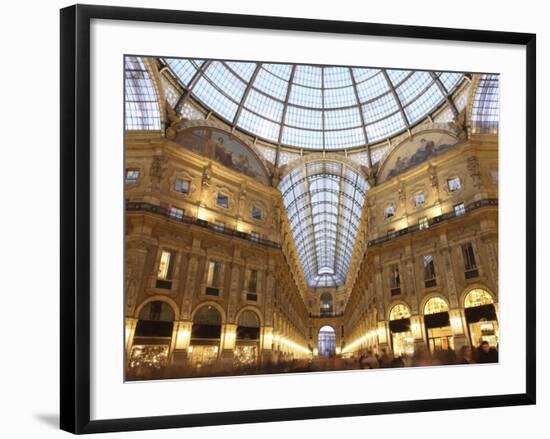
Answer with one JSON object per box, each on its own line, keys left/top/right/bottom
{"left": 60, "top": 4, "right": 536, "bottom": 434}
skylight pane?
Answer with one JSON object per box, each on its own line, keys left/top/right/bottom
{"left": 324, "top": 86, "right": 357, "bottom": 108}
{"left": 386, "top": 69, "right": 412, "bottom": 86}
{"left": 438, "top": 72, "right": 462, "bottom": 93}
{"left": 163, "top": 58, "right": 204, "bottom": 86}
{"left": 362, "top": 93, "right": 400, "bottom": 123}
{"left": 203, "top": 62, "right": 246, "bottom": 101}
{"left": 324, "top": 108, "right": 362, "bottom": 130}
{"left": 192, "top": 77, "right": 239, "bottom": 121}
{"left": 262, "top": 63, "right": 293, "bottom": 80}
{"left": 225, "top": 61, "right": 257, "bottom": 82}
{"left": 285, "top": 106, "right": 323, "bottom": 130}
{"left": 324, "top": 128, "right": 365, "bottom": 149}
{"left": 282, "top": 127, "right": 323, "bottom": 149}
{"left": 253, "top": 68, "right": 290, "bottom": 100}
{"left": 289, "top": 84, "right": 323, "bottom": 108}
{"left": 404, "top": 82, "right": 444, "bottom": 124}
{"left": 396, "top": 71, "right": 433, "bottom": 105}
{"left": 365, "top": 112, "right": 405, "bottom": 142}
{"left": 355, "top": 72, "right": 390, "bottom": 103}
{"left": 244, "top": 89, "right": 284, "bottom": 122}
{"left": 323, "top": 67, "right": 352, "bottom": 88}
{"left": 293, "top": 65, "right": 322, "bottom": 87}
{"left": 352, "top": 68, "right": 380, "bottom": 82}
{"left": 238, "top": 109, "right": 280, "bottom": 142}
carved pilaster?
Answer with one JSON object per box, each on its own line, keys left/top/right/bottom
{"left": 180, "top": 254, "right": 198, "bottom": 320}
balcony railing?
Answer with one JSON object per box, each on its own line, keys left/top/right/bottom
{"left": 126, "top": 201, "right": 281, "bottom": 249}
{"left": 368, "top": 198, "right": 498, "bottom": 247}
{"left": 309, "top": 312, "right": 344, "bottom": 318}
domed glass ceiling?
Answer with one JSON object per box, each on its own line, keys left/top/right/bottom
{"left": 162, "top": 58, "right": 464, "bottom": 150}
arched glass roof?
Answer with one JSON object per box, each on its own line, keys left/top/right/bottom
{"left": 163, "top": 58, "right": 464, "bottom": 150}
{"left": 279, "top": 161, "right": 368, "bottom": 288}
{"left": 471, "top": 74, "right": 499, "bottom": 133}
{"left": 124, "top": 56, "right": 161, "bottom": 130}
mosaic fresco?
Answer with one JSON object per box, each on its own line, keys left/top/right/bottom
{"left": 174, "top": 127, "right": 269, "bottom": 184}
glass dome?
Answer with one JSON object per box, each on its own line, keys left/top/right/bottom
{"left": 163, "top": 58, "right": 464, "bottom": 150}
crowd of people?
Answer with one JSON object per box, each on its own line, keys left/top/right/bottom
{"left": 357, "top": 340, "right": 499, "bottom": 369}
{"left": 126, "top": 340, "right": 499, "bottom": 381}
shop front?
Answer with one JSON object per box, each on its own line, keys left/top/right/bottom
{"left": 130, "top": 300, "right": 174, "bottom": 369}
{"left": 464, "top": 289, "right": 499, "bottom": 348}
{"left": 234, "top": 310, "right": 261, "bottom": 366}
{"left": 423, "top": 297, "right": 454, "bottom": 352}
{"left": 389, "top": 304, "right": 414, "bottom": 357}
{"left": 189, "top": 305, "right": 222, "bottom": 368}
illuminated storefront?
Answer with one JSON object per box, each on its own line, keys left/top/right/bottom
{"left": 464, "top": 289, "right": 499, "bottom": 348}
{"left": 234, "top": 310, "right": 261, "bottom": 366}
{"left": 130, "top": 301, "right": 174, "bottom": 369}
{"left": 423, "top": 297, "right": 454, "bottom": 352}
{"left": 189, "top": 305, "right": 222, "bottom": 367}
{"left": 389, "top": 304, "right": 414, "bottom": 356}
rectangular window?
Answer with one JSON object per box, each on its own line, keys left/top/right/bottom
{"left": 206, "top": 260, "right": 222, "bottom": 287}
{"left": 157, "top": 250, "right": 174, "bottom": 280}
{"left": 251, "top": 206, "right": 263, "bottom": 220}
{"left": 250, "top": 231, "right": 260, "bottom": 242}
{"left": 454, "top": 202, "right": 466, "bottom": 216}
{"left": 447, "top": 177, "right": 462, "bottom": 192}
{"left": 423, "top": 255, "right": 436, "bottom": 287}
{"left": 216, "top": 193, "right": 229, "bottom": 208}
{"left": 245, "top": 269, "right": 258, "bottom": 293}
{"left": 462, "top": 243, "right": 477, "bottom": 270}
{"left": 415, "top": 193, "right": 425, "bottom": 207}
{"left": 175, "top": 178, "right": 190, "bottom": 194}
{"left": 385, "top": 205, "right": 395, "bottom": 219}
{"left": 169, "top": 206, "right": 184, "bottom": 220}
{"left": 419, "top": 217, "right": 429, "bottom": 230}
{"left": 125, "top": 169, "right": 140, "bottom": 184}
{"left": 390, "top": 264, "right": 401, "bottom": 295}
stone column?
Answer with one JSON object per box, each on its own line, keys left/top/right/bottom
{"left": 377, "top": 321, "right": 390, "bottom": 353}
{"left": 261, "top": 326, "right": 274, "bottom": 364}
{"left": 125, "top": 317, "right": 138, "bottom": 359}
{"left": 220, "top": 323, "right": 236, "bottom": 365}
{"left": 449, "top": 308, "right": 469, "bottom": 350}
{"left": 171, "top": 320, "right": 193, "bottom": 366}
{"left": 410, "top": 314, "right": 427, "bottom": 352}
{"left": 180, "top": 251, "right": 199, "bottom": 321}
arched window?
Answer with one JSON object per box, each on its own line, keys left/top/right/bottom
{"left": 389, "top": 304, "right": 411, "bottom": 321}
{"left": 237, "top": 310, "right": 260, "bottom": 340}
{"left": 135, "top": 301, "right": 174, "bottom": 337}
{"left": 424, "top": 297, "right": 449, "bottom": 315}
{"left": 318, "top": 325, "right": 336, "bottom": 357}
{"left": 464, "top": 289, "right": 494, "bottom": 308}
{"left": 192, "top": 305, "right": 222, "bottom": 339}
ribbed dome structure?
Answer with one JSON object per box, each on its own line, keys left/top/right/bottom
{"left": 162, "top": 58, "right": 465, "bottom": 150}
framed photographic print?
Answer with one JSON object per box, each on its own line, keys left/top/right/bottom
{"left": 60, "top": 4, "right": 536, "bottom": 434}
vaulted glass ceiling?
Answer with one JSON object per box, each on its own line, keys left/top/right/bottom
{"left": 162, "top": 58, "right": 464, "bottom": 150}
{"left": 279, "top": 161, "right": 368, "bottom": 288}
